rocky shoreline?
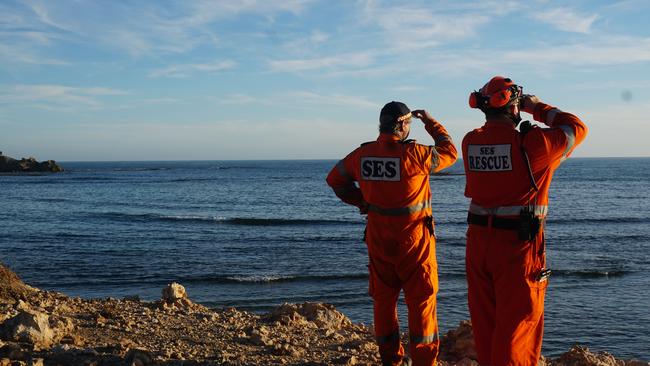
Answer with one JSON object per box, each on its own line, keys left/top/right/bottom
{"left": 0, "top": 153, "right": 63, "bottom": 173}
{"left": 0, "top": 263, "right": 647, "bottom": 366}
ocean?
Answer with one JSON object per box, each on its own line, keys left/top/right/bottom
{"left": 1, "top": 158, "right": 648, "bottom": 359}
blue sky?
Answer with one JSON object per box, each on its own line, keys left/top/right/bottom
{"left": 1, "top": 0, "right": 649, "bottom": 161}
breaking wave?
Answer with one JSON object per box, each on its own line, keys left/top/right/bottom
{"left": 43, "top": 273, "right": 369, "bottom": 288}
{"left": 97, "top": 212, "right": 362, "bottom": 226}
{"left": 551, "top": 269, "right": 631, "bottom": 279}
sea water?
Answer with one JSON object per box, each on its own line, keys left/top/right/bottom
{"left": 1, "top": 158, "right": 649, "bottom": 359}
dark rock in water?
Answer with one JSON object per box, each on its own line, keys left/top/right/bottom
{"left": 0, "top": 153, "right": 63, "bottom": 173}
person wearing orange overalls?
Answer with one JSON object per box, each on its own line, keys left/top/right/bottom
{"left": 326, "top": 101, "right": 457, "bottom": 366}
{"left": 462, "top": 76, "right": 588, "bottom": 366}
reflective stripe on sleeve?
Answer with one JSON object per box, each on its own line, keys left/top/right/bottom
{"left": 336, "top": 159, "right": 350, "bottom": 178}
{"left": 558, "top": 124, "right": 576, "bottom": 158}
{"left": 410, "top": 332, "right": 438, "bottom": 345}
{"left": 376, "top": 330, "right": 400, "bottom": 345}
{"left": 469, "top": 202, "right": 548, "bottom": 217}
{"left": 435, "top": 134, "right": 451, "bottom": 144}
{"left": 368, "top": 200, "right": 431, "bottom": 216}
{"left": 430, "top": 147, "right": 440, "bottom": 172}
{"left": 546, "top": 108, "right": 562, "bottom": 126}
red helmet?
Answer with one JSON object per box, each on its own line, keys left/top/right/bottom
{"left": 469, "top": 76, "right": 522, "bottom": 109}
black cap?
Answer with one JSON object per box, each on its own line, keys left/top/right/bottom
{"left": 380, "top": 101, "right": 411, "bottom": 125}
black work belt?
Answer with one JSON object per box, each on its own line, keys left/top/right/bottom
{"left": 467, "top": 212, "right": 520, "bottom": 230}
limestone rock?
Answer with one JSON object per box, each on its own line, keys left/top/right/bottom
{"left": 267, "top": 303, "right": 308, "bottom": 325}
{"left": 439, "top": 320, "right": 477, "bottom": 363}
{"left": 0, "top": 309, "right": 54, "bottom": 349}
{"left": 552, "top": 345, "right": 622, "bottom": 366}
{"left": 268, "top": 302, "right": 351, "bottom": 329}
{"left": 161, "top": 283, "right": 186, "bottom": 302}
{"left": 248, "top": 327, "right": 273, "bottom": 346}
{"left": 0, "top": 262, "right": 644, "bottom": 366}
{"left": 0, "top": 264, "right": 36, "bottom": 302}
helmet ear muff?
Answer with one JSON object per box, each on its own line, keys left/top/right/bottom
{"left": 468, "top": 91, "right": 483, "bottom": 108}
{"left": 489, "top": 89, "right": 512, "bottom": 108}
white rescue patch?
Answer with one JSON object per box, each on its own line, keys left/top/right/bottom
{"left": 361, "top": 157, "right": 400, "bottom": 181}
{"left": 467, "top": 144, "right": 513, "bottom": 171}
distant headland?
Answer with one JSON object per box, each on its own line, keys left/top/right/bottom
{"left": 0, "top": 152, "right": 63, "bottom": 173}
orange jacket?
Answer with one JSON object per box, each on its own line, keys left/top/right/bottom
{"left": 327, "top": 120, "right": 457, "bottom": 220}
{"left": 462, "top": 102, "right": 587, "bottom": 216}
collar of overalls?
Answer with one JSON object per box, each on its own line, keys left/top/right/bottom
{"left": 377, "top": 132, "right": 404, "bottom": 142}
{"left": 485, "top": 118, "right": 517, "bottom": 129}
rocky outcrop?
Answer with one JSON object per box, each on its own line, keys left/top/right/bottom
{"left": 0, "top": 262, "right": 648, "bottom": 366}
{"left": 0, "top": 309, "right": 55, "bottom": 349}
{"left": 159, "top": 282, "right": 193, "bottom": 309}
{"left": 266, "top": 302, "right": 352, "bottom": 330}
{"left": 161, "top": 283, "right": 186, "bottom": 303}
{"left": 0, "top": 154, "right": 63, "bottom": 173}
{"left": 439, "top": 320, "right": 478, "bottom": 364}
{"left": 0, "top": 265, "right": 36, "bottom": 303}
{"left": 548, "top": 345, "right": 649, "bottom": 366}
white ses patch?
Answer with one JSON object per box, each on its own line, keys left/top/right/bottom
{"left": 467, "top": 144, "right": 513, "bottom": 172}
{"left": 361, "top": 157, "right": 400, "bottom": 181}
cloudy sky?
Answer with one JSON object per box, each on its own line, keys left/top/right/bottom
{"left": 1, "top": 0, "right": 649, "bottom": 161}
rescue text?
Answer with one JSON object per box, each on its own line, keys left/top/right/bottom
{"left": 467, "top": 144, "right": 513, "bottom": 172}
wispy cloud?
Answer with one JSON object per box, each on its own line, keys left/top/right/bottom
{"left": 358, "top": 2, "right": 498, "bottom": 52}
{"left": 149, "top": 60, "right": 236, "bottom": 78}
{"left": 285, "top": 91, "right": 377, "bottom": 109}
{"left": 26, "top": 1, "right": 75, "bottom": 32}
{"left": 143, "top": 97, "right": 183, "bottom": 104}
{"left": 532, "top": 8, "right": 598, "bottom": 34}
{"left": 208, "top": 90, "right": 377, "bottom": 110}
{"left": 215, "top": 94, "right": 264, "bottom": 105}
{"left": 375, "top": 9, "right": 486, "bottom": 48}
{"left": 391, "top": 85, "right": 423, "bottom": 92}
{"left": 409, "top": 36, "right": 650, "bottom": 76}
{"left": 0, "top": 43, "right": 69, "bottom": 65}
{"left": 0, "top": 2, "right": 71, "bottom": 66}
{"left": 0, "top": 84, "right": 129, "bottom": 109}
{"left": 268, "top": 52, "right": 373, "bottom": 72}
{"left": 280, "top": 30, "right": 331, "bottom": 53}
{"left": 500, "top": 36, "right": 650, "bottom": 65}
{"left": 264, "top": 1, "right": 499, "bottom": 76}
{"left": 3, "top": 1, "right": 315, "bottom": 58}
{"left": 0, "top": 7, "right": 70, "bottom": 66}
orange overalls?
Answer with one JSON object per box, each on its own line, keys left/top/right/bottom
{"left": 327, "top": 120, "right": 457, "bottom": 366}
{"left": 462, "top": 103, "right": 587, "bottom": 366}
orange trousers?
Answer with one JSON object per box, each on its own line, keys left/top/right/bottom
{"left": 466, "top": 224, "right": 547, "bottom": 366}
{"left": 366, "top": 215, "right": 439, "bottom": 366}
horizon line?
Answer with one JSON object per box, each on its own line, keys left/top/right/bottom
{"left": 54, "top": 156, "right": 650, "bottom": 163}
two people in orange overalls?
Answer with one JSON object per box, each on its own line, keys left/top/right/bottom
{"left": 327, "top": 77, "right": 587, "bottom": 366}
{"left": 326, "top": 101, "right": 457, "bottom": 366}
{"left": 463, "top": 76, "right": 587, "bottom": 366}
